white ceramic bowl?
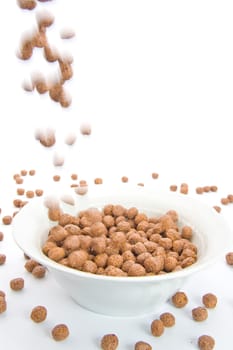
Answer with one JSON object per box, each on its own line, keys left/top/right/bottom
{"left": 12, "top": 185, "right": 232, "bottom": 317}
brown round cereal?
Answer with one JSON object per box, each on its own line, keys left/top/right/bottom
{"left": 30, "top": 305, "right": 47, "bottom": 323}
{"left": 0, "top": 297, "right": 7, "bottom": 313}
{"left": 10, "top": 278, "right": 24, "bottom": 291}
{"left": 17, "top": 0, "right": 37, "bottom": 10}
{"left": 68, "top": 250, "right": 88, "bottom": 269}
{"left": 51, "top": 324, "right": 69, "bottom": 341}
{"left": 169, "top": 184, "right": 178, "bottom": 192}
{"left": 152, "top": 172, "right": 159, "bottom": 179}
{"left": 134, "top": 341, "right": 152, "bottom": 350}
{"left": 210, "top": 186, "right": 218, "bottom": 192}
{"left": 26, "top": 190, "right": 34, "bottom": 198}
{"left": 121, "top": 176, "right": 128, "bottom": 183}
{"left": 196, "top": 187, "right": 204, "bottom": 194}
{"left": 2, "top": 216, "right": 12, "bottom": 225}
{"left": 32, "top": 265, "right": 46, "bottom": 278}
{"left": 225, "top": 252, "right": 233, "bottom": 265}
{"left": 35, "top": 189, "right": 43, "bottom": 196}
{"left": 192, "top": 306, "right": 208, "bottom": 321}
{"left": 24, "top": 259, "right": 39, "bottom": 272}
{"left": 0, "top": 232, "right": 4, "bottom": 241}
{"left": 94, "top": 178, "right": 103, "bottom": 185}
{"left": 101, "top": 333, "right": 119, "bottom": 350}
{"left": 53, "top": 175, "right": 61, "bottom": 182}
{"left": 171, "top": 291, "right": 188, "bottom": 308}
{"left": 180, "top": 183, "right": 188, "bottom": 194}
{"left": 0, "top": 254, "right": 6, "bottom": 265}
{"left": 160, "top": 312, "right": 175, "bottom": 327}
{"left": 150, "top": 319, "right": 164, "bottom": 337}
{"left": 80, "top": 123, "right": 91, "bottom": 135}
{"left": 198, "top": 335, "right": 215, "bottom": 350}
{"left": 202, "top": 293, "right": 217, "bottom": 309}
{"left": 221, "top": 197, "right": 229, "bottom": 205}
{"left": 36, "top": 128, "right": 56, "bottom": 147}
{"left": 213, "top": 205, "right": 221, "bottom": 213}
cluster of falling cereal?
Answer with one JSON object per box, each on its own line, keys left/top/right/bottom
{"left": 17, "top": 0, "right": 74, "bottom": 108}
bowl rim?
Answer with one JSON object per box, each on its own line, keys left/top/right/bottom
{"left": 12, "top": 185, "right": 233, "bottom": 283}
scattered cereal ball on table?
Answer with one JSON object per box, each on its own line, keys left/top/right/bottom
{"left": 2, "top": 216, "right": 12, "bottom": 225}
{"left": 152, "top": 172, "right": 159, "bottom": 179}
{"left": 0, "top": 297, "right": 7, "bottom": 313}
{"left": 24, "top": 259, "right": 39, "bottom": 272}
{"left": 180, "top": 183, "right": 189, "bottom": 194}
{"left": 35, "top": 189, "right": 43, "bottom": 196}
{"left": 160, "top": 312, "right": 175, "bottom": 327}
{"left": 101, "top": 333, "right": 119, "bottom": 350}
{"left": 198, "top": 335, "right": 215, "bottom": 350}
{"left": 32, "top": 265, "right": 46, "bottom": 278}
{"left": 0, "top": 254, "right": 6, "bottom": 265}
{"left": 51, "top": 324, "right": 69, "bottom": 341}
{"left": 17, "top": 0, "right": 37, "bottom": 10}
{"left": 30, "top": 305, "right": 47, "bottom": 323}
{"left": 26, "top": 190, "right": 34, "bottom": 199}
{"left": 213, "top": 205, "right": 221, "bottom": 213}
{"left": 192, "top": 306, "right": 208, "bottom": 321}
{"left": 10, "top": 278, "right": 24, "bottom": 291}
{"left": 170, "top": 184, "right": 177, "bottom": 192}
{"left": 0, "top": 232, "right": 4, "bottom": 241}
{"left": 171, "top": 291, "right": 188, "bottom": 308}
{"left": 202, "top": 293, "right": 217, "bottom": 308}
{"left": 134, "top": 341, "right": 152, "bottom": 350}
{"left": 151, "top": 319, "right": 164, "bottom": 337}
{"left": 94, "top": 178, "right": 103, "bottom": 185}
{"left": 221, "top": 197, "right": 229, "bottom": 205}
{"left": 225, "top": 252, "right": 233, "bottom": 265}
{"left": 121, "top": 176, "right": 128, "bottom": 183}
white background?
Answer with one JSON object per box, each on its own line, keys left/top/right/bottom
{"left": 0, "top": 1, "right": 233, "bottom": 349}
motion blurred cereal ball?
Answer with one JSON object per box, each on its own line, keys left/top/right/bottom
{"left": 80, "top": 122, "right": 92, "bottom": 135}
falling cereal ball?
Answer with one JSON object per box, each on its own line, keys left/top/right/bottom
{"left": 51, "top": 324, "right": 69, "bottom": 341}
{"left": 22, "top": 79, "right": 34, "bottom": 92}
{"left": 100, "top": 334, "right": 119, "bottom": 350}
{"left": 53, "top": 152, "right": 65, "bottom": 167}
{"left": 17, "top": 0, "right": 37, "bottom": 10}
{"left": 80, "top": 122, "right": 92, "bottom": 135}
{"left": 36, "top": 10, "right": 54, "bottom": 30}
{"left": 74, "top": 186, "right": 88, "bottom": 196}
{"left": 35, "top": 128, "right": 56, "bottom": 147}
{"left": 65, "top": 132, "right": 77, "bottom": 146}
{"left": 198, "top": 335, "right": 215, "bottom": 350}
{"left": 60, "top": 28, "right": 76, "bottom": 39}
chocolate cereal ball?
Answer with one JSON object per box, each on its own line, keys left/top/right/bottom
{"left": 198, "top": 335, "right": 215, "bottom": 350}
{"left": 51, "top": 324, "right": 69, "bottom": 341}
{"left": 202, "top": 293, "right": 217, "bottom": 309}
{"left": 30, "top": 305, "right": 47, "bottom": 323}
{"left": 171, "top": 291, "right": 188, "bottom": 308}
{"left": 150, "top": 319, "right": 164, "bottom": 337}
{"left": 101, "top": 333, "right": 119, "bottom": 350}
{"left": 192, "top": 307, "right": 208, "bottom": 322}
{"left": 160, "top": 312, "right": 175, "bottom": 327}
{"left": 134, "top": 341, "right": 152, "bottom": 350}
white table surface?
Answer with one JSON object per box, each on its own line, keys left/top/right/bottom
{"left": 0, "top": 1, "right": 233, "bottom": 349}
